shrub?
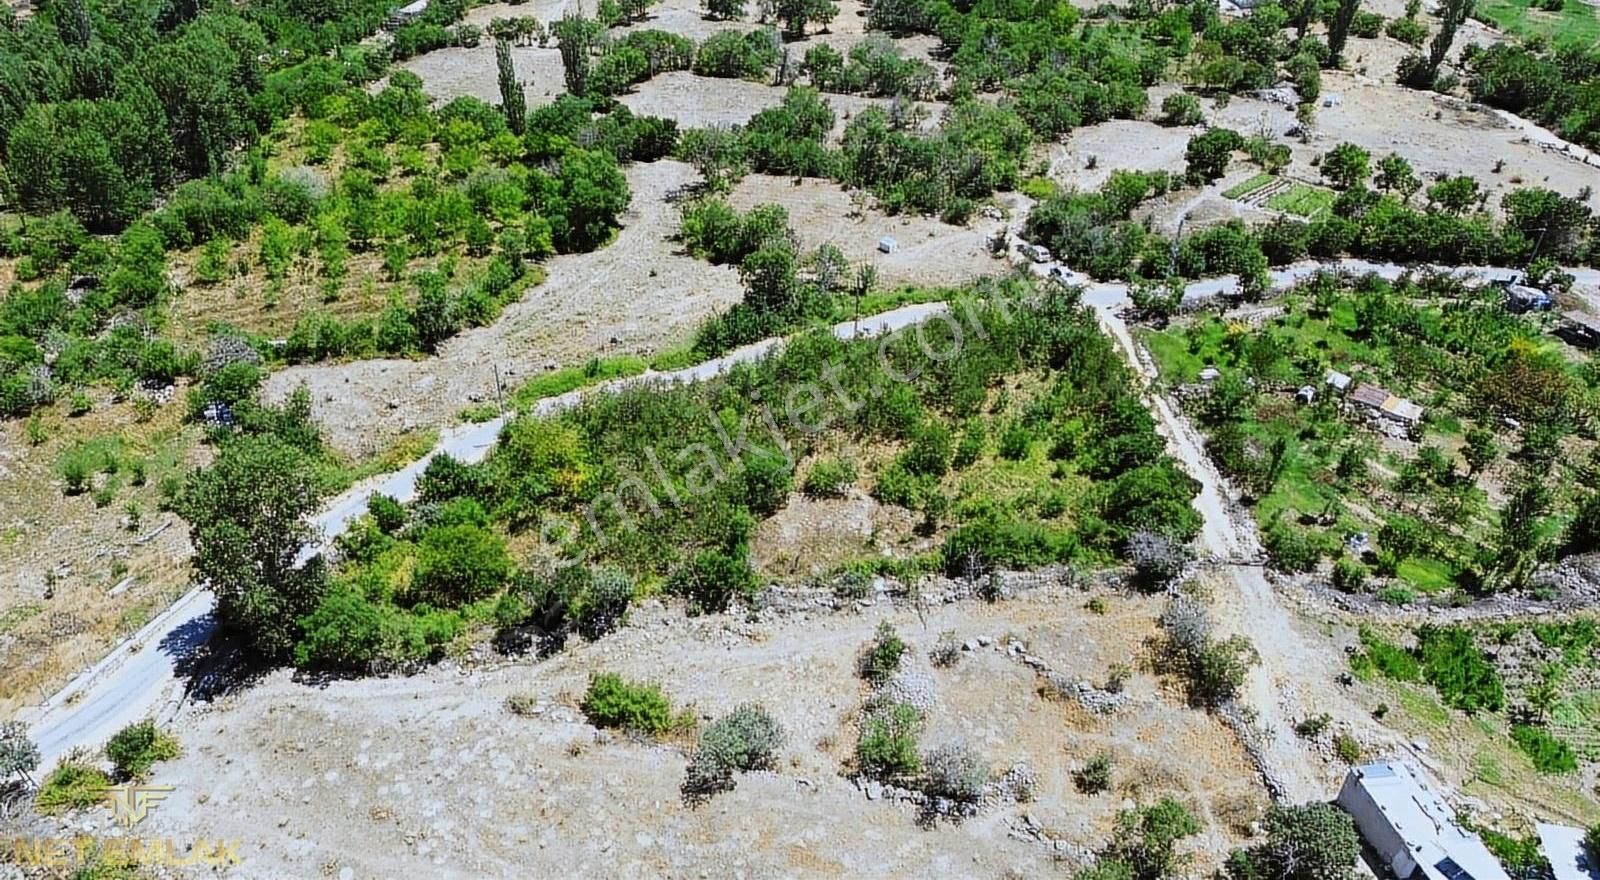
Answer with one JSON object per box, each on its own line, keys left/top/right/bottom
{"left": 1511, "top": 724, "right": 1577, "bottom": 774}
{"left": 105, "top": 721, "right": 179, "bottom": 779}
{"left": 1331, "top": 558, "right": 1367, "bottom": 593}
{"left": 1295, "top": 714, "right": 1331, "bottom": 738}
{"left": 574, "top": 567, "right": 635, "bottom": 640}
{"left": 859, "top": 621, "right": 907, "bottom": 685}
{"left": 1377, "top": 585, "right": 1416, "bottom": 606}
{"left": 1159, "top": 93, "right": 1204, "bottom": 127}
{"left": 1263, "top": 521, "right": 1320, "bottom": 573}
{"left": 1107, "top": 797, "right": 1201, "bottom": 880}
{"left": 1350, "top": 627, "right": 1421, "bottom": 682}
{"left": 1333, "top": 732, "right": 1362, "bottom": 764}
{"left": 367, "top": 494, "right": 407, "bottom": 534}
{"left": 857, "top": 701, "right": 921, "bottom": 779}
{"left": 581, "top": 673, "right": 676, "bottom": 736}
{"left": 294, "top": 589, "right": 387, "bottom": 670}
{"left": 929, "top": 630, "right": 962, "bottom": 668}
{"left": 682, "top": 704, "right": 786, "bottom": 801}
{"left": 740, "top": 455, "right": 793, "bottom": 516}
{"left": 0, "top": 721, "right": 40, "bottom": 783}
{"left": 35, "top": 761, "right": 112, "bottom": 814}
{"left": 997, "top": 420, "right": 1032, "bottom": 460}
{"left": 921, "top": 742, "right": 988, "bottom": 803}
{"left": 802, "top": 456, "right": 857, "bottom": 498}
{"left": 1076, "top": 751, "right": 1114, "bottom": 794}
{"left": 1126, "top": 529, "right": 1190, "bottom": 592}
{"left": 1350, "top": 10, "right": 1384, "bottom": 38}
{"left": 667, "top": 549, "right": 757, "bottom": 615}
{"left": 409, "top": 523, "right": 513, "bottom": 606}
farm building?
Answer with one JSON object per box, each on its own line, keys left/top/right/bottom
{"left": 877, "top": 236, "right": 897, "bottom": 254}
{"left": 1337, "top": 761, "right": 1510, "bottom": 880}
{"left": 1325, "top": 369, "right": 1352, "bottom": 393}
{"left": 1348, "top": 382, "right": 1424, "bottom": 426}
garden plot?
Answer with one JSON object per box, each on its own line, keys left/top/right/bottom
{"left": 1222, "top": 174, "right": 1335, "bottom": 220}
{"left": 618, "top": 70, "right": 947, "bottom": 137}
{"left": 263, "top": 160, "right": 744, "bottom": 458}
{"left": 1210, "top": 74, "right": 1600, "bottom": 216}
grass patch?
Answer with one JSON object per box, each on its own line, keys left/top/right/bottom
{"left": 1397, "top": 556, "right": 1456, "bottom": 594}
{"left": 1472, "top": 0, "right": 1600, "bottom": 48}
{"left": 317, "top": 428, "right": 440, "bottom": 495}
{"left": 0, "top": 601, "right": 44, "bottom": 634}
{"left": 1511, "top": 723, "right": 1578, "bottom": 774}
{"left": 832, "top": 285, "right": 954, "bottom": 324}
{"left": 1222, "top": 172, "right": 1275, "bottom": 199}
{"left": 1264, "top": 183, "right": 1336, "bottom": 220}
{"left": 36, "top": 762, "right": 112, "bottom": 815}
{"left": 510, "top": 355, "right": 649, "bottom": 411}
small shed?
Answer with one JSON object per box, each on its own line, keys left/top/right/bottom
{"left": 1296, "top": 385, "right": 1316, "bottom": 405}
{"left": 1337, "top": 761, "right": 1510, "bottom": 880}
{"left": 1198, "top": 366, "right": 1221, "bottom": 383}
{"left": 1322, "top": 93, "right": 1343, "bottom": 108}
{"left": 1325, "top": 369, "right": 1352, "bottom": 393}
{"left": 877, "top": 236, "right": 898, "bottom": 254}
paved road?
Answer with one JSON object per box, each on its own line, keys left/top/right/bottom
{"left": 18, "top": 301, "right": 952, "bottom": 770}
{"left": 22, "top": 248, "right": 1589, "bottom": 768}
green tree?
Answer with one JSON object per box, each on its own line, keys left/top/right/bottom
{"left": 107, "top": 222, "right": 169, "bottom": 308}
{"left": 1421, "top": 0, "right": 1474, "bottom": 85}
{"left": 553, "top": 12, "right": 601, "bottom": 96}
{"left": 1463, "top": 425, "right": 1498, "bottom": 477}
{"left": 1325, "top": 0, "right": 1360, "bottom": 65}
{"left": 1185, "top": 128, "right": 1244, "bottom": 183}
{"left": 496, "top": 40, "right": 527, "bottom": 135}
{"left": 1106, "top": 797, "right": 1202, "bottom": 880}
{"left": 1228, "top": 802, "right": 1360, "bottom": 880}
{"left": 760, "top": 0, "right": 837, "bottom": 39}
{"left": 1489, "top": 470, "right": 1550, "bottom": 591}
{"left": 704, "top": 0, "right": 747, "bottom": 18}
{"left": 181, "top": 435, "right": 327, "bottom": 658}
{"left": 1374, "top": 153, "right": 1421, "bottom": 201}
{"left": 410, "top": 523, "right": 513, "bottom": 606}
{"left": 1320, "top": 142, "right": 1370, "bottom": 189}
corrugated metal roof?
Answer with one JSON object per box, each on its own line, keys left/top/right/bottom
{"left": 1350, "top": 383, "right": 1390, "bottom": 409}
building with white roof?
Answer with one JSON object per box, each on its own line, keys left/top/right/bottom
{"left": 1336, "top": 761, "right": 1509, "bottom": 880}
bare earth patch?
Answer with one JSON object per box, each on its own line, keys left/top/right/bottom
{"left": 132, "top": 589, "right": 1266, "bottom": 878}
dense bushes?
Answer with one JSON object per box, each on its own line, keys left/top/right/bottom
{"left": 1416, "top": 625, "right": 1504, "bottom": 713}
{"left": 693, "top": 28, "right": 781, "bottom": 79}
{"left": 105, "top": 721, "right": 179, "bottom": 780}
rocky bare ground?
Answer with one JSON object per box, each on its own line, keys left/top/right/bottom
{"left": 88, "top": 586, "right": 1269, "bottom": 879}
